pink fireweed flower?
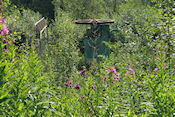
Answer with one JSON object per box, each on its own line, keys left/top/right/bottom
{"left": 64, "top": 82, "right": 68, "bottom": 85}
{"left": 156, "top": 57, "right": 159, "bottom": 60}
{"left": 106, "top": 66, "right": 116, "bottom": 74}
{"left": 115, "top": 80, "right": 118, "bottom": 83}
{"left": 80, "top": 69, "right": 87, "bottom": 77}
{"left": 0, "top": 18, "right": 3, "bottom": 23}
{"left": 84, "top": 72, "right": 87, "bottom": 76}
{"left": 112, "top": 81, "right": 114, "bottom": 84}
{"left": 113, "top": 76, "right": 116, "bottom": 79}
{"left": 132, "top": 72, "right": 135, "bottom": 77}
{"left": 4, "top": 49, "right": 8, "bottom": 53}
{"left": 64, "top": 82, "right": 69, "bottom": 88}
{"left": 116, "top": 74, "right": 120, "bottom": 79}
{"left": 163, "top": 64, "right": 166, "bottom": 67}
{"left": 116, "top": 74, "right": 119, "bottom": 77}
{"left": 1, "top": 31, "right": 4, "bottom": 35}
{"left": 92, "top": 85, "right": 97, "bottom": 89}
{"left": 79, "top": 69, "right": 85, "bottom": 74}
{"left": 111, "top": 66, "right": 116, "bottom": 74}
{"left": 129, "top": 67, "right": 134, "bottom": 73}
{"left": 69, "top": 80, "right": 72, "bottom": 84}
{"left": 106, "top": 69, "right": 111, "bottom": 74}
{"left": 70, "top": 84, "right": 72, "bottom": 87}
{"left": 74, "top": 84, "right": 80, "bottom": 89}
{"left": 6, "top": 40, "right": 9, "bottom": 44}
{"left": 11, "top": 58, "right": 15, "bottom": 62}
{"left": 2, "top": 25, "right": 9, "bottom": 35}
{"left": 3, "top": 19, "right": 7, "bottom": 23}
{"left": 66, "top": 78, "right": 70, "bottom": 81}
{"left": 154, "top": 68, "right": 158, "bottom": 72}
{"left": 64, "top": 82, "right": 69, "bottom": 86}
{"left": 129, "top": 66, "right": 135, "bottom": 77}
{"left": 126, "top": 71, "right": 130, "bottom": 75}
{"left": 103, "top": 76, "right": 107, "bottom": 82}
{"left": 2, "top": 37, "right": 6, "bottom": 40}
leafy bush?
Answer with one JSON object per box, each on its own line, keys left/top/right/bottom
{"left": 0, "top": 13, "right": 53, "bottom": 116}
{"left": 5, "top": 7, "right": 43, "bottom": 55}
{"left": 8, "top": 9, "right": 41, "bottom": 32}
{"left": 0, "top": 50, "right": 52, "bottom": 116}
{"left": 52, "top": 0, "right": 108, "bottom": 19}
{"left": 51, "top": 59, "right": 174, "bottom": 116}
{"left": 10, "top": 0, "right": 54, "bottom": 19}
{"left": 108, "top": 2, "right": 163, "bottom": 71}
{"left": 47, "top": 12, "right": 82, "bottom": 84}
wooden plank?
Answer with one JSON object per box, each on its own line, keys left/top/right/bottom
{"left": 35, "top": 17, "right": 47, "bottom": 33}
{"left": 75, "top": 19, "right": 115, "bottom": 24}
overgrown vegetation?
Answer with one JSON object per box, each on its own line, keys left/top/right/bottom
{"left": 0, "top": 0, "right": 175, "bottom": 116}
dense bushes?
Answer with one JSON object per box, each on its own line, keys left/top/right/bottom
{"left": 47, "top": 12, "right": 82, "bottom": 84}
{"left": 0, "top": 11, "right": 53, "bottom": 115}
{"left": 10, "top": 0, "right": 54, "bottom": 20}
{"left": 0, "top": 50, "right": 52, "bottom": 116}
{"left": 7, "top": 8, "right": 42, "bottom": 35}
{"left": 5, "top": 7, "right": 43, "bottom": 55}
{"left": 0, "top": 0, "right": 175, "bottom": 116}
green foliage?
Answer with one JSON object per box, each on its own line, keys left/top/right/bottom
{"left": 50, "top": 59, "right": 174, "bottom": 116}
{"left": 146, "top": 55, "right": 174, "bottom": 116}
{"left": 0, "top": 0, "right": 174, "bottom": 116}
{"left": 48, "top": 12, "right": 81, "bottom": 84}
{"left": 6, "top": 7, "right": 43, "bottom": 54}
{"left": 7, "top": 8, "right": 42, "bottom": 37}
{"left": 0, "top": 6, "right": 54, "bottom": 115}
{"left": 9, "top": 0, "right": 54, "bottom": 19}
{"left": 53, "top": 0, "right": 112, "bottom": 19}
{"left": 0, "top": 50, "right": 51, "bottom": 116}
{"left": 0, "top": 25, "right": 54, "bottom": 116}
{"left": 108, "top": 2, "right": 166, "bottom": 71}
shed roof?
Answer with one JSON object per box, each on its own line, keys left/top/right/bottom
{"left": 75, "top": 19, "right": 115, "bottom": 24}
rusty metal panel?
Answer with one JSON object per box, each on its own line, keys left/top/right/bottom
{"left": 84, "top": 24, "right": 110, "bottom": 61}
